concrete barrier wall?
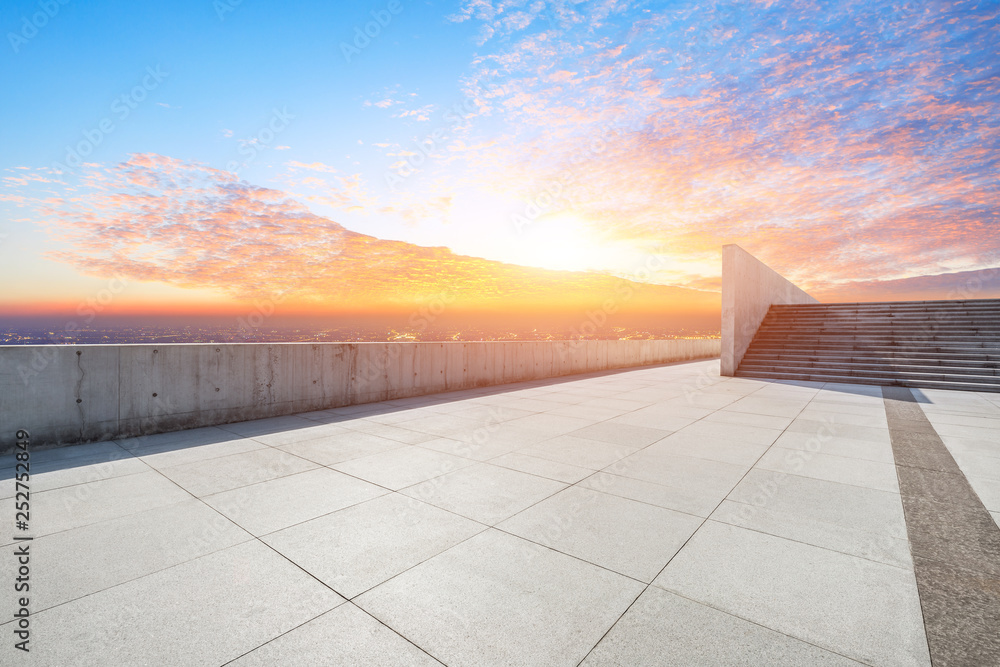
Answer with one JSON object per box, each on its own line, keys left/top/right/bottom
{"left": 0, "top": 338, "right": 720, "bottom": 450}
{"left": 721, "top": 244, "right": 817, "bottom": 375}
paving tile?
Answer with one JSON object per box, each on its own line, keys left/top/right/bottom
{"left": 337, "top": 420, "right": 440, "bottom": 444}
{"left": 890, "top": 430, "right": 965, "bottom": 474}
{"left": 498, "top": 486, "right": 701, "bottom": 582}
{"left": 0, "top": 456, "right": 151, "bottom": 499}
{"left": 583, "top": 452, "right": 747, "bottom": 517}
{"left": 654, "top": 521, "right": 930, "bottom": 667}
{"left": 248, "top": 423, "right": 352, "bottom": 447}
{"left": 785, "top": 419, "right": 890, "bottom": 443}
{"left": 506, "top": 413, "right": 598, "bottom": 435}
{"left": 910, "top": 556, "right": 1000, "bottom": 667}
{"left": 605, "top": 410, "right": 696, "bottom": 432}
{"left": 798, "top": 408, "right": 888, "bottom": 429}
{"left": 159, "top": 448, "right": 319, "bottom": 497}
{"left": 581, "top": 587, "right": 866, "bottom": 667}
{"left": 127, "top": 435, "right": 268, "bottom": 469}
{"left": 662, "top": 392, "right": 738, "bottom": 410}
{"left": 0, "top": 440, "right": 131, "bottom": 470}
{"left": 26, "top": 471, "right": 191, "bottom": 537}
{"left": 756, "top": 447, "right": 900, "bottom": 493}
{"left": 923, "top": 412, "right": 1000, "bottom": 430}
{"left": 498, "top": 397, "right": 571, "bottom": 413}
{"left": 643, "top": 431, "right": 770, "bottom": 467}
{"left": 399, "top": 463, "right": 565, "bottom": 525}
{"left": 967, "top": 475, "right": 1000, "bottom": 512}
{"left": 355, "top": 529, "right": 644, "bottom": 667}
{"left": 624, "top": 403, "right": 714, "bottom": 421}
{"left": 218, "top": 414, "right": 326, "bottom": 437}
{"left": 895, "top": 465, "right": 983, "bottom": 507}
{"left": 714, "top": 469, "right": 910, "bottom": 567}
{"left": 487, "top": 452, "right": 594, "bottom": 483}
{"left": 948, "top": 450, "right": 1000, "bottom": 482}
{"left": 447, "top": 430, "right": 544, "bottom": 461}
{"left": 929, "top": 421, "right": 1000, "bottom": 441}
{"left": 19, "top": 541, "right": 342, "bottom": 666}
{"left": 277, "top": 431, "right": 404, "bottom": 466}
{"left": 700, "top": 409, "right": 794, "bottom": 430}
{"left": 363, "top": 409, "right": 436, "bottom": 425}
{"left": 448, "top": 405, "right": 536, "bottom": 423}
{"left": 899, "top": 496, "right": 1000, "bottom": 577}
{"left": 392, "top": 414, "right": 485, "bottom": 438}
{"left": 410, "top": 436, "right": 475, "bottom": 458}
{"left": 203, "top": 468, "right": 387, "bottom": 536}
{"left": 114, "top": 427, "right": 245, "bottom": 454}
{"left": 331, "top": 446, "right": 474, "bottom": 490}
{"left": 724, "top": 396, "right": 808, "bottom": 418}
{"left": 672, "top": 420, "right": 784, "bottom": 446}
{"left": 810, "top": 401, "right": 892, "bottom": 418}
{"left": 772, "top": 430, "right": 895, "bottom": 464}
{"left": 263, "top": 494, "right": 484, "bottom": 598}
{"left": 820, "top": 383, "right": 886, "bottom": 398}
{"left": 882, "top": 400, "right": 929, "bottom": 422}
{"left": 576, "top": 397, "right": 651, "bottom": 412}
{"left": 547, "top": 404, "right": 631, "bottom": 422}
{"left": 567, "top": 422, "right": 670, "bottom": 448}
{"left": 520, "top": 435, "right": 639, "bottom": 470}
{"left": 229, "top": 603, "right": 443, "bottom": 666}
{"left": 0, "top": 499, "right": 250, "bottom": 618}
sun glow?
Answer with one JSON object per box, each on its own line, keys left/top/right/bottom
{"left": 513, "top": 213, "right": 634, "bottom": 273}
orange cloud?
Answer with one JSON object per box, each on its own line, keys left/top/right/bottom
{"left": 30, "top": 155, "right": 718, "bottom": 320}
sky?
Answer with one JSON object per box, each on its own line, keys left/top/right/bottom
{"left": 1, "top": 0, "right": 999, "bottom": 328}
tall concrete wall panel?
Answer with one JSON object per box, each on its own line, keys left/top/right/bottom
{"left": 721, "top": 244, "right": 817, "bottom": 376}
{"left": 0, "top": 338, "right": 720, "bottom": 450}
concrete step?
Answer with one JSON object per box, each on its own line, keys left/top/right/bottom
{"left": 759, "top": 319, "right": 1000, "bottom": 327}
{"left": 752, "top": 334, "right": 1000, "bottom": 343}
{"left": 734, "top": 369, "right": 1000, "bottom": 393}
{"left": 772, "top": 305, "right": 1000, "bottom": 313}
{"left": 747, "top": 343, "right": 1000, "bottom": 359}
{"left": 738, "top": 299, "right": 1000, "bottom": 392}
{"left": 739, "top": 360, "right": 1000, "bottom": 377}
{"left": 772, "top": 299, "right": 1000, "bottom": 309}
{"left": 761, "top": 317, "right": 1000, "bottom": 331}
{"left": 741, "top": 352, "right": 1000, "bottom": 367}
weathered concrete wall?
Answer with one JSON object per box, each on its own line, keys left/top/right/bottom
{"left": 721, "top": 244, "right": 817, "bottom": 376}
{"left": 0, "top": 338, "right": 719, "bottom": 450}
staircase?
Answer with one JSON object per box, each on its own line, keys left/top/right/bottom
{"left": 736, "top": 299, "right": 1000, "bottom": 392}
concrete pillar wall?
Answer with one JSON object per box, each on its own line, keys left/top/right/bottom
{"left": 721, "top": 244, "right": 818, "bottom": 376}
{"left": 0, "top": 339, "right": 720, "bottom": 450}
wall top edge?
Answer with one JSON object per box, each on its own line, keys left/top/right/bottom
{"left": 0, "top": 338, "right": 721, "bottom": 350}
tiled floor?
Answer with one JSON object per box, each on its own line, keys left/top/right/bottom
{"left": 2, "top": 358, "right": 999, "bottom": 666}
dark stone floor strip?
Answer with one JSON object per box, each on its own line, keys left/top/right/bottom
{"left": 882, "top": 386, "right": 1000, "bottom": 666}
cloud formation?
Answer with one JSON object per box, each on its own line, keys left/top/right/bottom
{"left": 442, "top": 0, "right": 1000, "bottom": 291}
{"left": 30, "top": 155, "right": 716, "bottom": 316}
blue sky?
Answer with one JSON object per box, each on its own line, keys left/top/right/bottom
{"left": 2, "top": 0, "right": 999, "bottom": 317}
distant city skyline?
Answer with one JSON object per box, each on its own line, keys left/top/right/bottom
{"left": 2, "top": 0, "right": 999, "bottom": 328}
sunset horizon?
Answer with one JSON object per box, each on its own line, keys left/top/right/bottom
{"left": 3, "top": 0, "right": 999, "bottom": 333}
